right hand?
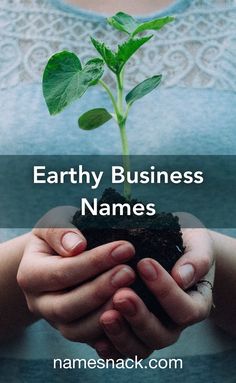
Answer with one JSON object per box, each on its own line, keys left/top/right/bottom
{"left": 95, "top": 215, "right": 215, "bottom": 360}
{"left": 17, "top": 206, "right": 135, "bottom": 346}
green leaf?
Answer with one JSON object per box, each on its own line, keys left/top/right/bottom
{"left": 92, "top": 36, "right": 152, "bottom": 74}
{"left": 107, "top": 12, "right": 139, "bottom": 35}
{"left": 117, "top": 36, "right": 152, "bottom": 72}
{"left": 78, "top": 108, "right": 112, "bottom": 130}
{"left": 82, "top": 58, "right": 105, "bottom": 85}
{"left": 132, "top": 16, "right": 175, "bottom": 36}
{"left": 126, "top": 75, "right": 162, "bottom": 105}
{"left": 107, "top": 12, "right": 174, "bottom": 37}
{"left": 43, "top": 51, "right": 104, "bottom": 115}
{"left": 91, "top": 37, "right": 118, "bottom": 73}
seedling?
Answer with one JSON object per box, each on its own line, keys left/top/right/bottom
{"left": 42, "top": 13, "right": 186, "bottom": 320}
{"left": 42, "top": 12, "right": 174, "bottom": 200}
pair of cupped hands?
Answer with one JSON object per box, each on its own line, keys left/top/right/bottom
{"left": 17, "top": 207, "right": 215, "bottom": 360}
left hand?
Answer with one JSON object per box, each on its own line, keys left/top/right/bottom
{"left": 94, "top": 226, "right": 215, "bottom": 360}
{"left": 17, "top": 206, "right": 135, "bottom": 345}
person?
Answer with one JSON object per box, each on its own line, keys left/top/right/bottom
{"left": 0, "top": 0, "right": 236, "bottom": 381}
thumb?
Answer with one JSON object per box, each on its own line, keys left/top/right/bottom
{"left": 33, "top": 206, "right": 87, "bottom": 257}
{"left": 171, "top": 227, "right": 214, "bottom": 290}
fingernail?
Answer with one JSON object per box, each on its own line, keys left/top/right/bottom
{"left": 111, "top": 243, "right": 135, "bottom": 261}
{"left": 179, "top": 264, "right": 195, "bottom": 288}
{"left": 103, "top": 319, "right": 121, "bottom": 335}
{"left": 111, "top": 267, "right": 134, "bottom": 288}
{"left": 62, "top": 232, "right": 84, "bottom": 251}
{"left": 139, "top": 260, "right": 158, "bottom": 281}
{"left": 115, "top": 299, "right": 137, "bottom": 316}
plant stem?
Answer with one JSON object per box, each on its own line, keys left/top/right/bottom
{"left": 116, "top": 70, "right": 132, "bottom": 200}
{"left": 99, "top": 79, "right": 119, "bottom": 116}
{"left": 117, "top": 72, "right": 123, "bottom": 113}
{"left": 119, "top": 119, "right": 132, "bottom": 200}
{"left": 99, "top": 74, "right": 132, "bottom": 200}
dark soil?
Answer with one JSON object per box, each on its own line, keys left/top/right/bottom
{"left": 72, "top": 188, "right": 184, "bottom": 324}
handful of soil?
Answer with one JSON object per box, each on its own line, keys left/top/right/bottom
{"left": 73, "top": 188, "right": 184, "bottom": 324}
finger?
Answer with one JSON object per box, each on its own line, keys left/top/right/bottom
{"left": 113, "top": 288, "right": 180, "bottom": 349}
{"left": 27, "top": 265, "right": 135, "bottom": 323}
{"left": 171, "top": 228, "right": 214, "bottom": 289}
{"left": 33, "top": 206, "right": 86, "bottom": 257}
{"left": 100, "top": 310, "right": 152, "bottom": 359}
{"left": 57, "top": 299, "right": 113, "bottom": 343}
{"left": 18, "top": 236, "right": 135, "bottom": 292}
{"left": 93, "top": 339, "right": 124, "bottom": 360}
{"left": 138, "top": 259, "right": 212, "bottom": 326}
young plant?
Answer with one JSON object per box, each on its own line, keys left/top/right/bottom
{"left": 42, "top": 12, "right": 174, "bottom": 200}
